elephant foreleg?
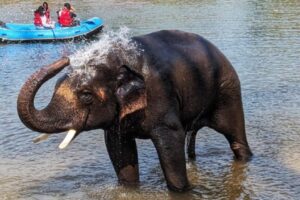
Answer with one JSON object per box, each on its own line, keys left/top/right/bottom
{"left": 186, "top": 130, "right": 197, "bottom": 160}
{"left": 151, "top": 126, "right": 189, "bottom": 192}
{"left": 104, "top": 130, "right": 139, "bottom": 184}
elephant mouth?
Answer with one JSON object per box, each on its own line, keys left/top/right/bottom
{"left": 33, "top": 108, "right": 91, "bottom": 149}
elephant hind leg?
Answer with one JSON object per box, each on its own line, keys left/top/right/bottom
{"left": 208, "top": 97, "right": 252, "bottom": 161}
{"left": 186, "top": 130, "right": 198, "bottom": 160}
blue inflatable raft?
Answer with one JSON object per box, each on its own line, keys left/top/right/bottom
{"left": 0, "top": 17, "right": 104, "bottom": 42}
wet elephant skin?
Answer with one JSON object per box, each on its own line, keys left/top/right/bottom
{"left": 17, "top": 30, "right": 252, "bottom": 191}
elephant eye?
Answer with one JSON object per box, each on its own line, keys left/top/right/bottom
{"left": 79, "top": 90, "right": 93, "bottom": 105}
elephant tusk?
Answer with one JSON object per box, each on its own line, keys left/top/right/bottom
{"left": 59, "top": 129, "right": 76, "bottom": 149}
{"left": 32, "top": 134, "right": 49, "bottom": 143}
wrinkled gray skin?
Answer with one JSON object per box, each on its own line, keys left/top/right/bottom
{"left": 17, "top": 30, "right": 252, "bottom": 192}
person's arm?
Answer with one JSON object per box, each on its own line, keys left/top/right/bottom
{"left": 56, "top": 10, "right": 61, "bottom": 20}
{"left": 57, "top": 10, "right": 61, "bottom": 18}
{"left": 70, "top": 12, "right": 76, "bottom": 18}
{"left": 41, "top": 15, "right": 53, "bottom": 28}
{"left": 70, "top": 6, "right": 76, "bottom": 12}
{"left": 41, "top": 16, "right": 47, "bottom": 25}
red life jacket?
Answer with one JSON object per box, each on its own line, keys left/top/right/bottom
{"left": 34, "top": 12, "right": 42, "bottom": 26}
{"left": 59, "top": 8, "right": 73, "bottom": 26}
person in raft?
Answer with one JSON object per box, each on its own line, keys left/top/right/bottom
{"left": 42, "top": 2, "right": 50, "bottom": 21}
{"left": 57, "top": 3, "right": 79, "bottom": 27}
{"left": 34, "top": 6, "right": 55, "bottom": 29}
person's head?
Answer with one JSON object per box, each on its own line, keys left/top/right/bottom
{"left": 64, "top": 3, "right": 71, "bottom": 10}
{"left": 43, "top": 2, "right": 48, "bottom": 10}
{"left": 35, "top": 6, "right": 44, "bottom": 15}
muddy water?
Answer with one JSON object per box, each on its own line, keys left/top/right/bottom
{"left": 0, "top": 0, "right": 299, "bottom": 199}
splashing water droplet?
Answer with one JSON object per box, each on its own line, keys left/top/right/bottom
{"left": 69, "top": 27, "right": 142, "bottom": 77}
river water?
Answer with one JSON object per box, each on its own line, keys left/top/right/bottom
{"left": 0, "top": 0, "right": 299, "bottom": 199}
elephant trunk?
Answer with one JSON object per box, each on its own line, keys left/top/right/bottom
{"left": 17, "top": 57, "right": 70, "bottom": 133}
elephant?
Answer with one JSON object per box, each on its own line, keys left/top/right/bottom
{"left": 17, "top": 30, "right": 252, "bottom": 192}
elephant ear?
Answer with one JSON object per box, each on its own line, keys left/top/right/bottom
{"left": 116, "top": 65, "right": 147, "bottom": 120}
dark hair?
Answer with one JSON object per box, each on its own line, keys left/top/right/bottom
{"left": 43, "top": 2, "right": 48, "bottom": 10}
{"left": 64, "top": 3, "right": 71, "bottom": 10}
{"left": 35, "top": 6, "right": 44, "bottom": 15}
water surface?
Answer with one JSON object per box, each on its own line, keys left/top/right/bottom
{"left": 0, "top": 0, "right": 299, "bottom": 199}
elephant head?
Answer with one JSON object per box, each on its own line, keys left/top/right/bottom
{"left": 17, "top": 45, "right": 147, "bottom": 149}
